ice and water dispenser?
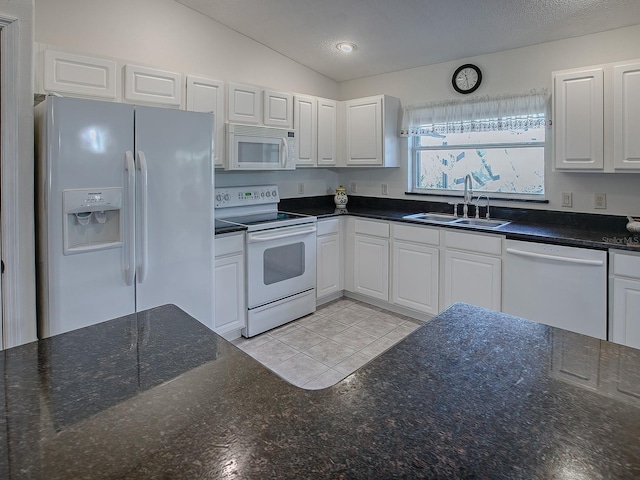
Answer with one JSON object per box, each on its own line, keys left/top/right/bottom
{"left": 63, "top": 188, "right": 123, "bottom": 254}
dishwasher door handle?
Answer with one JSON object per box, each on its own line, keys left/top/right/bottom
{"left": 505, "top": 247, "right": 605, "bottom": 266}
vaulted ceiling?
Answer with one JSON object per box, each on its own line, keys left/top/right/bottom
{"left": 176, "top": 0, "right": 640, "bottom": 82}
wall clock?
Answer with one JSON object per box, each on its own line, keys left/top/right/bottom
{"left": 452, "top": 64, "right": 482, "bottom": 94}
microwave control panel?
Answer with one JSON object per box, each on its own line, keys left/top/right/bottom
{"left": 214, "top": 185, "right": 279, "bottom": 208}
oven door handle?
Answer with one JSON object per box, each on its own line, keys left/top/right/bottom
{"left": 247, "top": 225, "right": 317, "bottom": 243}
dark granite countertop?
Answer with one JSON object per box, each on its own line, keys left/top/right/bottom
{"left": 279, "top": 195, "right": 640, "bottom": 251}
{"left": 2, "top": 303, "right": 640, "bottom": 479}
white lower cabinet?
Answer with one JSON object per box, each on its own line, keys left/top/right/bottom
{"left": 352, "top": 219, "right": 390, "bottom": 301}
{"left": 391, "top": 224, "right": 439, "bottom": 315}
{"left": 443, "top": 230, "right": 503, "bottom": 311}
{"left": 316, "top": 218, "right": 343, "bottom": 299}
{"left": 610, "top": 250, "right": 640, "bottom": 348}
{"left": 214, "top": 232, "right": 246, "bottom": 336}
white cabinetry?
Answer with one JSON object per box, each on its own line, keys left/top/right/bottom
{"left": 443, "top": 230, "right": 502, "bottom": 311}
{"left": 228, "top": 83, "right": 292, "bottom": 127}
{"left": 123, "top": 64, "right": 182, "bottom": 107}
{"left": 186, "top": 75, "right": 225, "bottom": 168}
{"left": 610, "top": 250, "right": 640, "bottom": 348}
{"left": 294, "top": 95, "right": 337, "bottom": 167}
{"left": 316, "top": 218, "right": 343, "bottom": 300}
{"left": 553, "top": 68, "right": 604, "bottom": 170}
{"left": 214, "top": 232, "right": 246, "bottom": 337}
{"left": 553, "top": 59, "right": 640, "bottom": 172}
{"left": 391, "top": 224, "right": 439, "bottom": 315}
{"left": 343, "top": 94, "right": 400, "bottom": 167}
{"left": 42, "top": 49, "right": 118, "bottom": 100}
{"left": 352, "top": 219, "right": 390, "bottom": 301}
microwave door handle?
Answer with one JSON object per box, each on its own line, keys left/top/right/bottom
{"left": 281, "top": 137, "right": 288, "bottom": 168}
{"left": 248, "top": 225, "right": 317, "bottom": 243}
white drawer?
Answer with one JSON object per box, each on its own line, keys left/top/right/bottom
{"left": 317, "top": 218, "right": 340, "bottom": 236}
{"left": 444, "top": 230, "right": 502, "bottom": 256}
{"left": 216, "top": 232, "right": 244, "bottom": 257}
{"left": 355, "top": 219, "right": 389, "bottom": 238}
{"left": 611, "top": 250, "right": 640, "bottom": 279}
{"left": 393, "top": 223, "right": 439, "bottom": 246}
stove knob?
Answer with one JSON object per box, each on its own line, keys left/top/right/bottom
{"left": 216, "top": 194, "right": 222, "bottom": 202}
{"left": 224, "top": 194, "right": 230, "bottom": 201}
{"left": 266, "top": 191, "right": 271, "bottom": 197}
{"left": 261, "top": 192, "right": 265, "bottom": 197}
{"left": 272, "top": 190, "right": 277, "bottom": 197}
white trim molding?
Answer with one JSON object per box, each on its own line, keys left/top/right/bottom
{"left": 0, "top": 2, "right": 38, "bottom": 348}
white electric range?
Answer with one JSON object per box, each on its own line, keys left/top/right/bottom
{"left": 215, "top": 185, "right": 317, "bottom": 337}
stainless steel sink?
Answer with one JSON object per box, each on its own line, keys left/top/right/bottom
{"left": 403, "top": 212, "right": 459, "bottom": 224}
{"left": 453, "top": 218, "right": 511, "bottom": 229}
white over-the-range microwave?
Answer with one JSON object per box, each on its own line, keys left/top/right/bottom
{"left": 226, "top": 123, "right": 296, "bottom": 170}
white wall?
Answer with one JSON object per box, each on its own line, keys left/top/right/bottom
{"left": 338, "top": 25, "right": 640, "bottom": 216}
{"left": 33, "top": 0, "right": 344, "bottom": 198}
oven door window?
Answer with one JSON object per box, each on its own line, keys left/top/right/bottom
{"left": 263, "top": 242, "right": 305, "bottom": 285}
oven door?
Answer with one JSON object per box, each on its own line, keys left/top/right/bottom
{"left": 246, "top": 223, "right": 317, "bottom": 308}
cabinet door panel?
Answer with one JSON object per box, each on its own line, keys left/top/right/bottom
{"left": 186, "top": 76, "right": 224, "bottom": 167}
{"left": 353, "top": 235, "right": 389, "bottom": 301}
{"left": 317, "top": 98, "right": 337, "bottom": 166}
{"left": 554, "top": 68, "right": 604, "bottom": 169}
{"left": 444, "top": 250, "right": 501, "bottom": 311}
{"left": 612, "top": 277, "right": 640, "bottom": 349}
{"left": 228, "top": 83, "right": 261, "bottom": 124}
{"left": 214, "top": 254, "right": 246, "bottom": 335}
{"left": 294, "top": 95, "right": 317, "bottom": 166}
{"left": 346, "top": 97, "right": 382, "bottom": 165}
{"left": 264, "top": 90, "right": 293, "bottom": 128}
{"left": 124, "top": 64, "right": 182, "bottom": 107}
{"left": 392, "top": 241, "right": 439, "bottom": 315}
{"left": 317, "top": 234, "right": 341, "bottom": 298}
{"left": 614, "top": 63, "right": 640, "bottom": 169}
{"left": 43, "top": 49, "right": 117, "bottom": 100}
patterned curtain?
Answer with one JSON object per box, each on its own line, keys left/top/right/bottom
{"left": 400, "top": 90, "right": 548, "bottom": 136}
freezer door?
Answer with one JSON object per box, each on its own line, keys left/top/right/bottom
{"left": 38, "top": 97, "right": 136, "bottom": 337}
{"left": 133, "top": 106, "right": 215, "bottom": 328}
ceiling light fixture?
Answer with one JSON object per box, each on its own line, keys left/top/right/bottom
{"left": 336, "top": 42, "right": 357, "bottom": 53}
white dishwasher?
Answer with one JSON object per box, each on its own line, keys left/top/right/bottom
{"left": 503, "top": 239, "right": 607, "bottom": 339}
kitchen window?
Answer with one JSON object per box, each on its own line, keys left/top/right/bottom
{"left": 402, "top": 92, "right": 548, "bottom": 200}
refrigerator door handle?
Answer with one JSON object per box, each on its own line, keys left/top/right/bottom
{"left": 136, "top": 150, "right": 149, "bottom": 283}
{"left": 124, "top": 151, "right": 136, "bottom": 286}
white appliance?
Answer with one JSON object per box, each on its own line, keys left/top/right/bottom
{"left": 226, "top": 123, "right": 296, "bottom": 170}
{"left": 36, "top": 96, "right": 215, "bottom": 337}
{"left": 503, "top": 239, "right": 607, "bottom": 339}
{"left": 215, "top": 185, "right": 316, "bottom": 337}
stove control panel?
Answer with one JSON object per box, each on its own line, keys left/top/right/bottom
{"left": 215, "top": 185, "right": 280, "bottom": 208}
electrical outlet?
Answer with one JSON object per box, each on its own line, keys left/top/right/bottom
{"left": 561, "top": 192, "right": 573, "bottom": 208}
{"left": 350, "top": 182, "right": 357, "bottom": 194}
{"left": 298, "top": 183, "right": 304, "bottom": 195}
{"left": 381, "top": 183, "right": 388, "bottom": 195}
{"left": 594, "top": 193, "right": 607, "bottom": 209}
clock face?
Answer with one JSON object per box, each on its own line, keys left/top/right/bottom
{"left": 452, "top": 64, "right": 482, "bottom": 94}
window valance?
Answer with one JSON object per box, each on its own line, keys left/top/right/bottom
{"left": 400, "top": 90, "right": 549, "bottom": 136}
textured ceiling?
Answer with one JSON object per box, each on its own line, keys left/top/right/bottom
{"left": 176, "top": 0, "right": 640, "bottom": 82}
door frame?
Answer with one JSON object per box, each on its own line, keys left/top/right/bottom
{"left": 0, "top": 7, "right": 37, "bottom": 348}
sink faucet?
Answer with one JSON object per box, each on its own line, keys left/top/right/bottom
{"left": 475, "top": 194, "right": 491, "bottom": 219}
{"left": 463, "top": 174, "right": 473, "bottom": 218}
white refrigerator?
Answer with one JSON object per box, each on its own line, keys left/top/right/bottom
{"left": 36, "top": 96, "right": 215, "bottom": 337}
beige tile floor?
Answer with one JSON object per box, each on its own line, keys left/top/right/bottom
{"left": 232, "top": 298, "right": 424, "bottom": 390}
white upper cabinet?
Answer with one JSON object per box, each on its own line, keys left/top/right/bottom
{"left": 42, "top": 49, "right": 118, "bottom": 100}
{"left": 186, "top": 75, "right": 225, "bottom": 168}
{"left": 613, "top": 62, "right": 640, "bottom": 170}
{"left": 317, "top": 98, "right": 338, "bottom": 166}
{"left": 123, "top": 64, "right": 182, "bottom": 107}
{"left": 553, "top": 68, "right": 604, "bottom": 170}
{"left": 294, "top": 95, "right": 318, "bottom": 166}
{"left": 343, "top": 94, "right": 400, "bottom": 167}
{"left": 553, "top": 59, "right": 640, "bottom": 172}
{"left": 227, "top": 82, "right": 262, "bottom": 124}
{"left": 228, "top": 83, "right": 293, "bottom": 127}
{"left": 294, "top": 95, "right": 337, "bottom": 167}
{"left": 263, "top": 90, "right": 293, "bottom": 128}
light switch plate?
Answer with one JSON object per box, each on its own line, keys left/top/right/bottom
{"left": 561, "top": 192, "right": 573, "bottom": 208}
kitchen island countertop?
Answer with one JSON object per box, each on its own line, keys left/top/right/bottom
{"left": 4, "top": 303, "right": 639, "bottom": 479}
